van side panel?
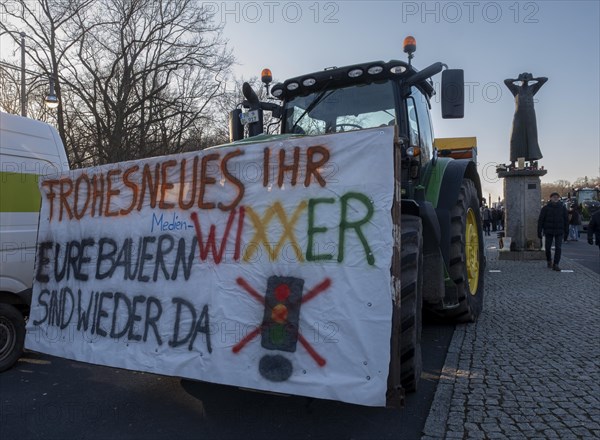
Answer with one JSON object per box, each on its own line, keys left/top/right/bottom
{"left": 0, "top": 112, "right": 69, "bottom": 295}
{"left": 0, "top": 171, "right": 40, "bottom": 212}
{"left": 0, "top": 170, "right": 41, "bottom": 293}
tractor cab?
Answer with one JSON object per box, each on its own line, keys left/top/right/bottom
{"left": 229, "top": 37, "right": 465, "bottom": 166}
{"left": 280, "top": 78, "right": 398, "bottom": 136}
{"left": 573, "top": 187, "right": 600, "bottom": 224}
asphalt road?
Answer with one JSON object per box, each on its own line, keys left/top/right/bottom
{"left": 3, "top": 242, "right": 593, "bottom": 440}
{"left": 0, "top": 322, "right": 454, "bottom": 440}
{"left": 561, "top": 236, "right": 600, "bottom": 274}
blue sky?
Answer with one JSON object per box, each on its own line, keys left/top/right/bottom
{"left": 218, "top": 1, "right": 600, "bottom": 201}
{"left": 2, "top": 1, "right": 598, "bottom": 201}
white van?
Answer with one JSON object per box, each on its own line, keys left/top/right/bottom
{"left": 0, "top": 112, "right": 69, "bottom": 371}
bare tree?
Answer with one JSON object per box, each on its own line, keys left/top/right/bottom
{"left": 541, "top": 180, "right": 572, "bottom": 201}
{"left": 1, "top": 0, "right": 95, "bottom": 166}
{"left": 0, "top": 62, "right": 21, "bottom": 115}
{"left": 0, "top": 58, "right": 60, "bottom": 121}
{"left": 1, "top": 0, "right": 233, "bottom": 167}
{"left": 572, "top": 176, "right": 600, "bottom": 188}
{"left": 174, "top": 73, "right": 284, "bottom": 153}
{"left": 60, "top": 0, "right": 233, "bottom": 164}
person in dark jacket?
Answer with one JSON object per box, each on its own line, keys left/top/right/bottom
{"left": 482, "top": 206, "right": 491, "bottom": 236}
{"left": 538, "top": 192, "right": 569, "bottom": 271}
{"left": 588, "top": 209, "right": 600, "bottom": 250}
{"left": 568, "top": 204, "right": 582, "bottom": 241}
{"left": 491, "top": 208, "right": 498, "bottom": 232}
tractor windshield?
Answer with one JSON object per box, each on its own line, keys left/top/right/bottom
{"left": 577, "top": 189, "right": 599, "bottom": 203}
{"left": 282, "top": 81, "right": 397, "bottom": 135}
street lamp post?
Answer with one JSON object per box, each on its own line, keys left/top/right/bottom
{"left": 0, "top": 60, "right": 59, "bottom": 112}
{"left": 44, "top": 75, "right": 59, "bottom": 109}
{"left": 20, "top": 31, "right": 26, "bottom": 117}
{"left": 0, "top": 31, "right": 59, "bottom": 115}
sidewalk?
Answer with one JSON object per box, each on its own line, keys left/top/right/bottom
{"left": 422, "top": 235, "right": 600, "bottom": 440}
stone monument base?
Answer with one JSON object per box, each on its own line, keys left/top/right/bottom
{"left": 498, "top": 249, "right": 546, "bottom": 260}
{"left": 497, "top": 168, "right": 547, "bottom": 253}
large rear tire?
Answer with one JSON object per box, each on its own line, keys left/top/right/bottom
{"left": 400, "top": 215, "right": 423, "bottom": 392}
{"left": 443, "top": 179, "right": 485, "bottom": 322}
{"left": 0, "top": 304, "right": 25, "bottom": 372}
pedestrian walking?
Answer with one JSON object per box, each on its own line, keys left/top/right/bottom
{"left": 482, "top": 206, "right": 491, "bottom": 236}
{"left": 588, "top": 209, "right": 600, "bottom": 250}
{"left": 568, "top": 204, "right": 582, "bottom": 241}
{"left": 538, "top": 192, "right": 569, "bottom": 271}
{"left": 491, "top": 207, "right": 498, "bottom": 232}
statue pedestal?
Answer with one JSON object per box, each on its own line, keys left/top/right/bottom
{"left": 497, "top": 168, "right": 547, "bottom": 260}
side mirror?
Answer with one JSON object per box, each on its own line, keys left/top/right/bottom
{"left": 441, "top": 69, "right": 464, "bottom": 119}
{"left": 242, "top": 82, "right": 264, "bottom": 138}
{"left": 229, "top": 109, "right": 244, "bottom": 142}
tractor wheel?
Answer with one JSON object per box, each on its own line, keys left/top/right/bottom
{"left": 444, "top": 179, "right": 485, "bottom": 323}
{"left": 0, "top": 304, "right": 25, "bottom": 372}
{"left": 400, "top": 215, "right": 423, "bottom": 392}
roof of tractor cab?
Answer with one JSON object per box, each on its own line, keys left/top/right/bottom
{"left": 270, "top": 59, "right": 436, "bottom": 101}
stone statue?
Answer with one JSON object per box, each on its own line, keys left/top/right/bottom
{"left": 504, "top": 73, "right": 548, "bottom": 163}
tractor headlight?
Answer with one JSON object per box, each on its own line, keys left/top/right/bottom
{"left": 367, "top": 65, "right": 384, "bottom": 75}
{"left": 348, "top": 68, "right": 364, "bottom": 78}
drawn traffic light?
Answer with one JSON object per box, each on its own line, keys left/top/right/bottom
{"left": 233, "top": 275, "right": 332, "bottom": 382}
{"left": 261, "top": 276, "right": 303, "bottom": 352}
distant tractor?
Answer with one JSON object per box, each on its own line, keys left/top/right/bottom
{"left": 229, "top": 36, "right": 486, "bottom": 396}
{"left": 571, "top": 187, "right": 600, "bottom": 230}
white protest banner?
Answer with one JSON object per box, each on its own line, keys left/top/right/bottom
{"left": 26, "top": 127, "right": 395, "bottom": 406}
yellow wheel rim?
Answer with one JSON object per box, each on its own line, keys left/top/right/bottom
{"left": 465, "top": 208, "right": 480, "bottom": 296}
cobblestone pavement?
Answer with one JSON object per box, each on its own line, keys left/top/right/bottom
{"left": 423, "top": 236, "right": 600, "bottom": 440}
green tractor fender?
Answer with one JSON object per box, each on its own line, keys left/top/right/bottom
{"left": 422, "top": 158, "right": 483, "bottom": 270}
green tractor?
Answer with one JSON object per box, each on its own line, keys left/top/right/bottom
{"left": 228, "top": 37, "right": 485, "bottom": 396}
{"left": 572, "top": 187, "right": 600, "bottom": 230}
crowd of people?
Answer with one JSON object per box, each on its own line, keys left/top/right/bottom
{"left": 537, "top": 192, "right": 600, "bottom": 271}
{"left": 480, "top": 205, "right": 505, "bottom": 236}
{"left": 480, "top": 194, "right": 598, "bottom": 270}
